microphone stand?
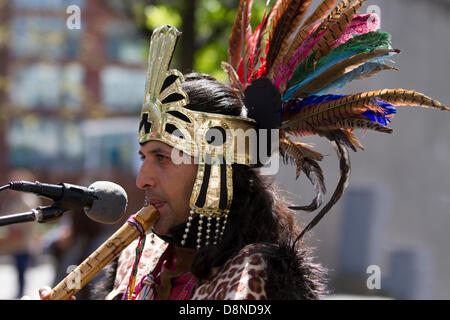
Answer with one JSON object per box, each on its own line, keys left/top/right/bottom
{"left": 0, "top": 205, "right": 68, "bottom": 227}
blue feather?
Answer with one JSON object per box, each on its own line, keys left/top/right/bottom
{"left": 362, "top": 100, "right": 396, "bottom": 126}
{"left": 282, "top": 51, "right": 361, "bottom": 102}
{"left": 286, "top": 94, "right": 345, "bottom": 115}
{"left": 284, "top": 94, "right": 396, "bottom": 127}
{"left": 283, "top": 47, "right": 397, "bottom": 102}
{"left": 307, "top": 52, "right": 397, "bottom": 97}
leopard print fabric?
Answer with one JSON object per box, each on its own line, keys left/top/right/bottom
{"left": 191, "top": 244, "right": 268, "bottom": 300}
{"left": 106, "top": 235, "right": 268, "bottom": 300}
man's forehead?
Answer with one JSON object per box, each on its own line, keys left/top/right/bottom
{"left": 139, "top": 141, "right": 172, "bottom": 153}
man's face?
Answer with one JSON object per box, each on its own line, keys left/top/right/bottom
{"left": 137, "top": 141, "right": 197, "bottom": 236}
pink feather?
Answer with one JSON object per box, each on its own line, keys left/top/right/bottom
{"left": 331, "top": 14, "right": 380, "bottom": 48}
{"left": 273, "top": 25, "right": 325, "bottom": 90}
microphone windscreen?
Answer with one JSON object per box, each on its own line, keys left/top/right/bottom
{"left": 84, "top": 181, "right": 128, "bottom": 224}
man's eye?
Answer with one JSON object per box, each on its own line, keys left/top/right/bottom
{"left": 157, "top": 154, "right": 168, "bottom": 161}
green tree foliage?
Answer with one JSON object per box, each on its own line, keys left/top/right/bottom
{"left": 127, "top": 0, "right": 268, "bottom": 81}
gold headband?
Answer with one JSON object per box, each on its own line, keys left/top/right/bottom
{"left": 139, "top": 25, "right": 257, "bottom": 164}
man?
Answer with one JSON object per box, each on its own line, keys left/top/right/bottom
{"left": 97, "top": 71, "right": 328, "bottom": 300}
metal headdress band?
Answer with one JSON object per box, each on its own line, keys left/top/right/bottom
{"left": 139, "top": 25, "right": 257, "bottom": 248}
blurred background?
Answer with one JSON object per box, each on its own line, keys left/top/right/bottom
{"left": 0, "top": 0, "right": 448, "bottom": 299}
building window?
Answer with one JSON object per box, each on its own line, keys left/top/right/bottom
{"left": 105, "top": 22, "right": 146, "bottom": 65}
{"left": 82, "top": 118, "right": 140, "bottom": 173}
{"left": 9, "top": 62, "right": 84, "bottom": 110}
{"left": 7, "top": 116, "right": 83, "bottom": 170}
{"left": 100, "top": 66, "right": 145, "bottom": 112}
{"left": 10, "top": 15, "right": 81, "bottom": 60}
{"left": 12, "top": 0, "right": 84, "bottom": 10}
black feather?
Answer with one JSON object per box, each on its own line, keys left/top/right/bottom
{"left": 244, "top": 77, "right": 282, "bottom": 130}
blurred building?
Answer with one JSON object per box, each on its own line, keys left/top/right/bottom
{"left": 0, "top": 0, "right": 147, "bottom": 214}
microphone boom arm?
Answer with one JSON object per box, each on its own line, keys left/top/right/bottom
{"left": 0, "top": 205, "right": 67, "bottom": 227}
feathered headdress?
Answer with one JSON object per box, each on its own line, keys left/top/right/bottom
{"left": 225, "top": 0, "right": 449, "bottom": 241}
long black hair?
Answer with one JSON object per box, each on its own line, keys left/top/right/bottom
{"left": 182, "top": 73, "right": 327, "bottom": 299}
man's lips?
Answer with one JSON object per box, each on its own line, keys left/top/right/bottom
{"left": 149, "top": 200, "right": 166, "bottom": 209}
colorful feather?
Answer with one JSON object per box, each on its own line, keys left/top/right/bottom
{"left": 279, "top": 12, "right": 379, "bottom": 81}
{"left": 318, "top": 31, "right": 392, "bottom": 66}
{"left": 283, "top": 93, "right": 345, "bottom": 117}
{"left": 331, "top": 14, "right": 380, "bottom": 48}
{"left": 280, "top": 134, "right": 326, "bottom": 211}
{"left": 311, "top": 61, "right": 398, "bottom": 97}
{"left": 310, "top": 0, "right": 366, "bottom": 65}
{"left": 316, "top": 117, "right": 394, "bottom": 134}
{"left": 301, "top": 0, "right": 340, "bottom": 31}
{"left": 361, "top": 99, "right": 396, "bottom": 126}
{"left": 282, "top": 89, "right": 448, "bottom": 137}
{"left": 291, "top": 48, "right": 399, "bottom": 97}
{"left": 284, "top": 50, "right": 360, "bottom": 101}
{"left": 284, "top": 0, "right": 342, "bottom": 66}
{"left": 228, "top": 0, "right": 254, "bottom": 74}
{"left": 315, "top": 128, "right": 362, "bottom": 151}
{"left": 221, "top": 61, "right": 245, "bottom": 94}
{"left": 281, "top": 96, "right": 386, "bottom": 135}
{"left": 293, "top": 140, "right": 351, "bottom": 243}
{"left": 266, "top": 0, "right": 313, "bottom": 76}
{"left": 280, "top": 135, "right": 324, "bottom": 163}
{"left": 312, "top": 0, "right": 353, "bottom": 37}
{"left": 352, "top": 62, "right": 398, "bottom": 81}
{"left": 281, "top": 139, "right": 326, "bottom": 211}
{"left": 277, "top": 15, "right": 382, "bottom": 93}
{"left": 353, "top": 89, "right": 450, "bottom": 111}
{"left": 248, "top": 1, "right": 272, "bottom": 79}
{"left": 272, "top": 24, "right": 324, "bottom": 91}
{"left": 285, "top": 31, "right": 393, "bottom": 100}
{"left": 294, "top": 157, "right": 326, "bottom": 211}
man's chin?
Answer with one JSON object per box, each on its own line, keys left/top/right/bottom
{"left": 152, "top": 224, "right": 170, "bottom": 237}
{"left": 151, "top": 215, "right": 171, "bottom": 237}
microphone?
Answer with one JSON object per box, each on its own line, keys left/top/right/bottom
{"left": 7, "top": 180, "right": 128, "bottom": 224}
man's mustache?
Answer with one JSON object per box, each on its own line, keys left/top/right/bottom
{"left": 145, "top": 190, "right": 166, "bottom": 204}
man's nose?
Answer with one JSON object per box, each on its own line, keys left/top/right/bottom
{"left": 136, "top": 164, "right": 157, "bottom": 190}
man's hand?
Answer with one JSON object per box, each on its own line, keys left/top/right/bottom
{"left": 39, "top": 287, "right": 52, "bottom": 300}
{"left": 21, "top": 286, "right": 76, "bottom": 300}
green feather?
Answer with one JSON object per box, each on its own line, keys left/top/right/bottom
{"left": 288, "top": 31, "right": 392, "bottom": 88}
{"left": 288, "top": 51, "right": 317, "bottom": 88}
{"left": 319, "top": 31, "right": 392, "bottom": 67}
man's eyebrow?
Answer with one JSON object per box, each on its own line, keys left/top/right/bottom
{"left": 139, "top": 147, "right": 170, "bottom": 156}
